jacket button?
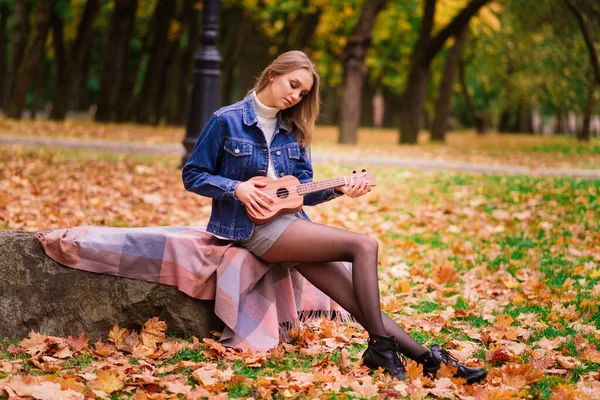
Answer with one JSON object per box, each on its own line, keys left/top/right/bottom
{"left": 276, "top": 150, "right": 281, "bottom": 156}
{"left": 280, "top": 172, "right": 285, "bottom": 177}
{"left": 234, "top": 148, "right": 240, "bottom": 154}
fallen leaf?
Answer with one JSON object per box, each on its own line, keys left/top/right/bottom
{"left": 87, "top": 370, "right": 124, "bottom": 394}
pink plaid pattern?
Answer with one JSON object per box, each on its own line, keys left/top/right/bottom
{"left": 36, "top": 226, "right": 348, "bottom": 350}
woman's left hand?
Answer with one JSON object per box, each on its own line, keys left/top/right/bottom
{"left": 334, "top": 173, "right": 371, "bottom": 198}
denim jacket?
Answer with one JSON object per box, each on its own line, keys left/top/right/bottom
{"left": 182, "top": 94, "right": 341, "bottom": 240}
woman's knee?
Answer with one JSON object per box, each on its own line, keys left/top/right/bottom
{"left": 353, "top": 235, "right": 379, "bottom": 257}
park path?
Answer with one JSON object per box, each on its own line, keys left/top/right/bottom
{"left": 1, "top": 134, "right": 599, "bottom": 179}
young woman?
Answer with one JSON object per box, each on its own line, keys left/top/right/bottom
{"left": 182, "top": 50, "right": 486, "bottom": 383}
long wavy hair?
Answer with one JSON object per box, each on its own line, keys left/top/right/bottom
{"left": 248, "top": 50, "right": 320, "bottom": 148}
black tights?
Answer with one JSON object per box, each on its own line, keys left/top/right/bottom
{"left": 260, "top": 219, "right": 429, "bottom": 360}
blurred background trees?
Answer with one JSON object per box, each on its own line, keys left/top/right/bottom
{"left": 0, "top": 0, "right": 598, "bottom": 143}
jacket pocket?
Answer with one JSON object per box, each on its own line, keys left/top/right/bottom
{"left": 222, "top": 139, "right": 253, "bottom": 178}
{"left": 287, "top": 144, "right": 301, "bottom": 160}
{"left": 285, "top": 143, "right": 301, "bottom": 174}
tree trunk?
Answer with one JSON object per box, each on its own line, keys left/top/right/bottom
{"left": 95, "top": 0, "right": 137, "bottom": 122}
{"left": 360, "top": 82, "right": 376, "bottom": 127}
{"left": 382, "top": 88, "right": 400, "bottom": 128}
{"left": 237, "top": 18, "right": 272, "bottom": 99}
{"left": 49, "top": 8, "right": 67, "bottom": 119}
{"left": 398, "top": 65, "right": 430, "bottom": 143}
{"left": 398, "top": 0, "right": 490, "bottom": 144}
{"left": 517, "top": 98, "right": 533, "bottom": 133}
{"left": 320, "top": 86, "right": 341, "bottom": 125}
{"left": 5, "top": 0, "right": 51, "bottom": 119}
{"left": 0, "top": 2, "right": 10, "bottom": 108}
{"left": 477, "top": 112, "right": 489, "bottom": 134}
{"left": 4, "top": 0, "right": 29, "bottom": 109}
{"left": 30, "top": 60, "right": 46, "bottom": 119}
{"left": 500, "top": 105, "right": 524, "bottom": 133}
{"left": 219, "top": 4, "right": 246, "bottom": 107}
{"left": 458, "top": 57, "right": 486, "bottom": 134}
{"left": 72, "top": 38, "right": 93, "bottom": 111}
{"left": 135, "top": 0, "right": 177, "bottom": 125}
{"left": 158, "top": 4, "right": 185, "bottom": 126}
{"left": 554, "top": 109, "right": 567, "bottom": 134}
{"left": 50, "top": 0, "right": 100, "bottom": 120}
{"left": 338, "top": 0, "right": 388, "bottom": 144}
{"left": 563, "top": 0, "right": 600, "bottom": 86}
{"left": 275, "top": 0, "right": 321, "bottom": 54}
{"left": 579, "top": 71, "right": 597, "bottom": 142}
{"left": 431, "top": 25, "right": 468, "bottom": 142}
{"left": 169, "top": 0, "right": 199, "bottom": 125}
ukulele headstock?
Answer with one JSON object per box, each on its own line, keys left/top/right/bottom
{"left": 352, "top": 169, "right": 376, "bottom": 186}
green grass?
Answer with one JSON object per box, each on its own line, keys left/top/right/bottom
{"left": 532, "top": 143, "right": 600, "bottom": 155}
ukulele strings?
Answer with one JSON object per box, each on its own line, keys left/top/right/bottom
{"left": 258, "top": 180, "right": 370, "bottom": 197}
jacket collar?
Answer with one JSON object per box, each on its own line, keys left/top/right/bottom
{"left": 242, "top": 93, "right": 290, "bottom": 133}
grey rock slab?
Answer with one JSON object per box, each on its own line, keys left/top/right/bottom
{"left": 0, "top": 230, "right": 223, "bottom": 340}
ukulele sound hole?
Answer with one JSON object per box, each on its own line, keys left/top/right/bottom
{"left": 276, "top": 187, "right": 290, "bottom": 199}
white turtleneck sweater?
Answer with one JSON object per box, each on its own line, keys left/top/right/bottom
{"left": 252, "top": 92, "right": 278, "bottom": 180}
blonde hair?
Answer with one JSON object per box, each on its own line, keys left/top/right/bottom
{"left": 248, "top": 50, "right": 320, "bottom": 147}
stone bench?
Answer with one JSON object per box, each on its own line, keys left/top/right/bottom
{"left": 0, "top": 230, "right": 223, "bottom": 340}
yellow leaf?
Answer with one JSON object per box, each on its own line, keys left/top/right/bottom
{"left": 88, "top": 370, "right": 124, "bottom": 393}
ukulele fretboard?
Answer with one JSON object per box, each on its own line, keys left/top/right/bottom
{"left": 297, "top": 177, "right": 348, "bottom": 195}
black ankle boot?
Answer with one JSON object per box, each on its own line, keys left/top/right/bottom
{"left": 362, "top": 334, "right": 406, "bottom": 380}
{"left": 420, "top": 345, "right": 487, "bottom": 384}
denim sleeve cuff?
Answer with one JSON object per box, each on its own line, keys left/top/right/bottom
{"left": 326, "top": 187, "right": 344, "bottom": 201}
{"left": 226, "top": 179, "right": 242, "bottom": 199}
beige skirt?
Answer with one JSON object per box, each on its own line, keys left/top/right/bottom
{"left": 236, "top": 213, "right": 301, "bottom": 267}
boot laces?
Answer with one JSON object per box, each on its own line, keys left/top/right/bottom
{"left": 436, "top": 347, "right": 459, "bottom": 367}
{"left": 393, "top": 353, "right": 406, "bottom": 373}
{"left": 393, "top": 343, "right": 407, "bottom": 370}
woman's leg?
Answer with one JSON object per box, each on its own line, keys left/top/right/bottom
{"left": 261, "top": 219, "right": 487, "bottom": 383}
{"left": 260, "top": 219, "right": 386, "bottom": 336}
{"left": 293, "top": 260, "right": 429, "bottom": 360}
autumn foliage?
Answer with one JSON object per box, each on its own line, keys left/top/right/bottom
{"left": 1, "top": 129, "right": 600, "bottom": 398}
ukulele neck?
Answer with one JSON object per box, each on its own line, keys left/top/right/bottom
{"left": 297, "top": 177, "right": 348, "bottom": 195}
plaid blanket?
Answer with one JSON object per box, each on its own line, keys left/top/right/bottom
{"left": 35, "top": 226, "right": 348, "bottom": 351}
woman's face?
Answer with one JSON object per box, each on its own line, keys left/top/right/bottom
{"left": 268, "top": 68, "right": 314, "bottom": 110}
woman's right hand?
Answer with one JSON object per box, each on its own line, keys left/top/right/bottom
{"left": 234, "top": 180, "right": 274, "bottom": 217}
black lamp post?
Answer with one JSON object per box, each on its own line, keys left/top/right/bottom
{"left": 181, "top": 0, "right": 221, "bottom": 167}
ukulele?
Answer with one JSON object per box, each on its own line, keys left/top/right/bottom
{"left": 246, "top": 169, "right": 375, "bottom": 225}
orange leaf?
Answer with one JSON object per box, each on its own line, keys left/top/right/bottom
{"left": 88, "top": 370, "right": 124, "bottom": 393}
{"left": 108, "top": 325, "right": 127, "bottom": 346}
{"left": 487, "top": 349, "right": 511, "bottom": 364}
{"left": 405, "top": 360, "right": 423, "bottom": 380}
{"left": 139, "top": 317, "right": 167, "bottom": 349}
{"left": 66, "top": 332, "right": 89, "bottom": 353}
{"left": 116, "top": 331, "right": 139, "bottom": 353}
{"left": 432, "top": 262, "right": 458, "bottom": 285}
{"left": 581, "top": 348, "right": 600, "bottom": 364}
{"left": 473, "top": 387, "right": 520, "bottom": 399}
{"left": 92, "top": 341, "right": 117, "bottom": 357}
{"left": 494, "top": 314, "right": 514, "bottom": 327}
{"left": 202, "top": 338, "right": 228, "bottom": 355}
{"left": 19, "top": 331, "right": 49, "bottom": 356}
